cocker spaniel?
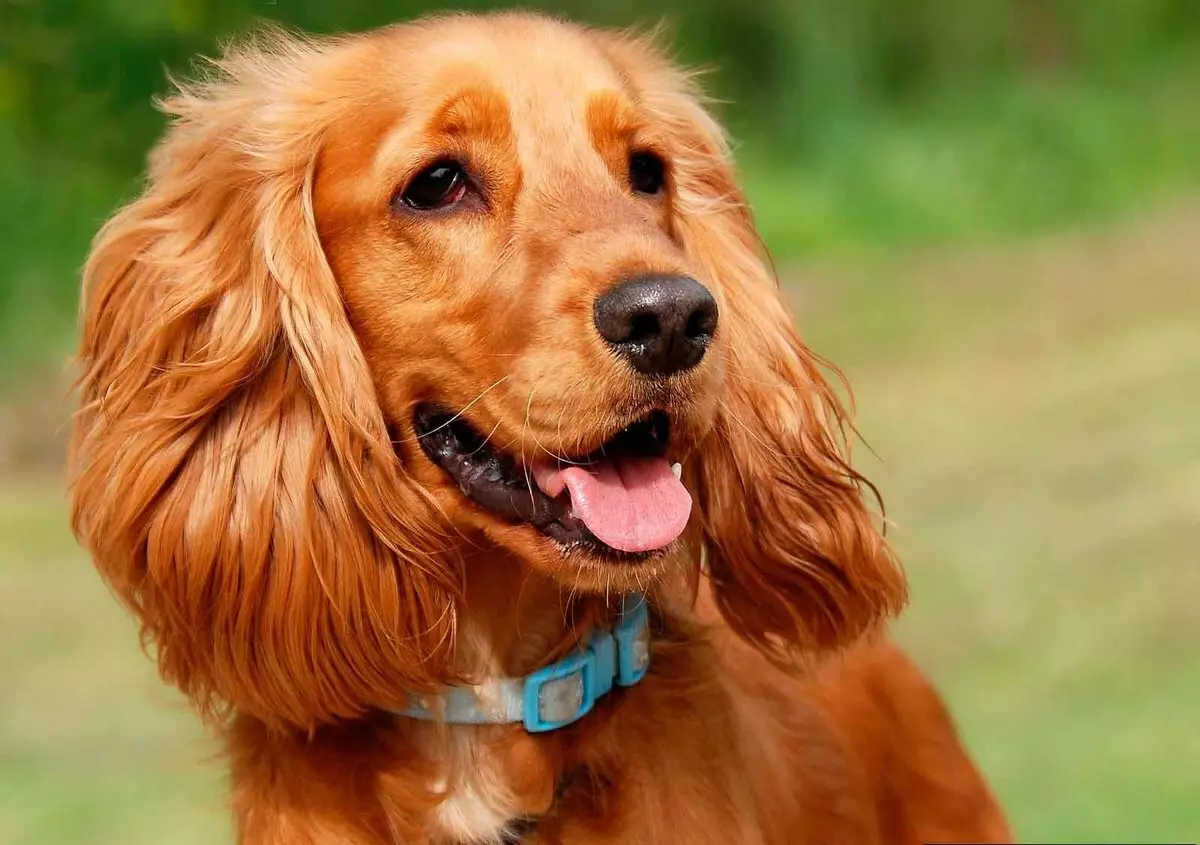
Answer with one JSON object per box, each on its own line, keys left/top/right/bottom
{"left": 70, "top": 11, "right": 1012, "bottom": 845}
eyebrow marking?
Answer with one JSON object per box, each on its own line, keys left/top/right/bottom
{"left": 586, "top": 90, "right": 641, "bottom": 150}
{"left": 431, "top": 83, "right": 513, "bottom": 144}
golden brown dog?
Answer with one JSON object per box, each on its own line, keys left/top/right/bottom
{"left": 70, "top": 11, "right": 1012, "bottom": 844}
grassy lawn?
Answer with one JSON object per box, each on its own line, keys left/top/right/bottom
{"left": 0, "top": 485, "right": 231, "bottom": 845}
{"left": 2, "top": 205, "right": 1198, "bottom": 843}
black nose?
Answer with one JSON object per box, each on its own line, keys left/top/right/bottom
{"left": 593, "top": 275, "right": 718, "bottom": 376}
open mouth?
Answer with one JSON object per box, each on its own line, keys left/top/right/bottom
{"left": 413, "top": 405, "right": 691, "bottom": 559}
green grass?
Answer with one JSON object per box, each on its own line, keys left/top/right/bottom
{"left": 0, "top": 484, "right": 231, "bottom": 845}
{"left": 2, "top": 205, "right": 1199, "bottom": 843}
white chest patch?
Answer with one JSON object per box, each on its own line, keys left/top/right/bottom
{"left": 424, "top": 709, "right": 523, "bottom": 843}
{"left": 432, "top": 768, "right": 519, "bottom": 843}
{"left": 425, "top": 629, "right": 529, "bottom": 843}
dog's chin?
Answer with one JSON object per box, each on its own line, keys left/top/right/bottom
{"left": 410, "top": 402, "right": 693, "bottom": 583}
{"left": 477, "top": 521, "right": 687, "bottom": 594}
{"left": 544, "top": 538, "right": 684, "bottom": 592}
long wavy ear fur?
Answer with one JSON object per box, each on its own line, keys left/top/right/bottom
{"left": 605, "top": 29, "right": 908, "bottom": 657}
{"left": 69, "top": 31, "right": 460, "bottom": 730}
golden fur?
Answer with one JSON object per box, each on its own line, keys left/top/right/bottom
{"left": 70, "top": 12, "right": 1011, "bottom": 844}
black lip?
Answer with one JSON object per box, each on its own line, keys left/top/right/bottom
{"left": 412, "top": 404, "right": 671, "bottom": 560}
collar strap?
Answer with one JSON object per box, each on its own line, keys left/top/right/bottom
{"left": 397, "top": 594, "right": 650, "bottom": 733}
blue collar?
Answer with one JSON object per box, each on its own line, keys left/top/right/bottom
{"left": 397, "top": 594, "right": 650, "bottom": 733}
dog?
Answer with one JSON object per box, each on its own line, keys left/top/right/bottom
{"left": 69, "top": 11, "right": 1012, "bottom": 844}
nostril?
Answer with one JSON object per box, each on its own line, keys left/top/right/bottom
{"left": 685, "top": 304, "right": 717, "bottom": 341}
{"left": 627, "top": 312, "right": 660, "bottom": 344}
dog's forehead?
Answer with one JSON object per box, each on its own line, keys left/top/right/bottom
{"left": 392, "top": 14, "right": 626, "bottom": 92}
{"left": 377, "top": 16, "right": 636, "bottom": 141}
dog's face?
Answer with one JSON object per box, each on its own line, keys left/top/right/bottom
{"left": 70, "top": 14, "right": 905, "bottom": 728}
{"left": 315, "top": 18, "right": 723, "bottom": 589}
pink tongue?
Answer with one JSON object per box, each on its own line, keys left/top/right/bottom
{"left": 532, "top": 457, "right": 691, "bottom": 553}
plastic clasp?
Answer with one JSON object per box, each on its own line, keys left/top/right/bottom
{"left": 522, "top": 649, "right": 597, "bottom": 733}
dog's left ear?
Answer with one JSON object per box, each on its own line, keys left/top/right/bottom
{"left": 684, "top": 258, "right": 909, "bottom": 656}
{"left": 611, "top": 33, "right": 907, "bottom": 656}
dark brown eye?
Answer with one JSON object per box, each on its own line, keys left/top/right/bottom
{"left": 400, "top": 160, "right": 468, "bottom": 210}
{"left": 629, "top": 151, "right": 666, "bottom": 195}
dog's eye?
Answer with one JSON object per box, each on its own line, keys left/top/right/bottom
{"left": 629, "top": 151, "right": 666, "bottom": 195}
{"left": 400, "top": 160, "right": 468, "bottom": 210}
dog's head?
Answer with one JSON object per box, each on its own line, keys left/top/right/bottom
{"left": 70, "top": 13, "right": 905, "bottom": 729}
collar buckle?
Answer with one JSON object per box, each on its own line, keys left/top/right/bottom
{"left": 522, "top": 648, "right": 598, "bottom": 733}
{"left": 522, "top": 595, "right": 650, "bottom": 732}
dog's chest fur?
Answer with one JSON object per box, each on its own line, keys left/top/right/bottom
{"left": 424, "top": 730, "right": 527, "bottom": 844}
{"left": 421, "top": 631, "right": 540, "bottom": 843}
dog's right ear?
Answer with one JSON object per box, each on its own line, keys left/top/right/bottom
{"left": 69, "top": 32, "right": 461, "bottom": 730}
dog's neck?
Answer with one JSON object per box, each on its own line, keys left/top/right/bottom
{"left": 453, "top": 549, "right": 606, "bottom": 680}
{"left": 407, "top": 548, "right": 612, "bottom": 842}
{"left": 449, "top": 543, "right": 699, "bottom": 681}
{"left": 392, "top": 546, "right": 695, "bottom": 842}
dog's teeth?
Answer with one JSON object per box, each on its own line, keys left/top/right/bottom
{"left": 671, "top": 462, "right": 682, "bottom": 480}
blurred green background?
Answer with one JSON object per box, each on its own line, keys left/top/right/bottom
{"left": 2, "top": 1, "right": 1198, "bottom": 843}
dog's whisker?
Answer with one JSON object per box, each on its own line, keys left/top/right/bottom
{"left": 513, "top": 567, "right": 536, "bottom": 644}
{"left": 400, "top": 374, "right": 511, "bottom": 443}
{"left": 720, "top": 371, "right": 826, "bottom": 394}
{"left": 521, "top": 385, "right": 538, "bottom": 515}
{"left": 532, "top": 439, "right": 584, "bottom": 465}
{"left": 466, "top": 418, "right": 504, "bottom": 457}
{"left": 564, "top": 574, "right": 580, "bottom": 628}
{"left": 718, "top": 398, "right": 791, "bottom": 461}
{"left": 522, "top": 396, "right": 584, "bottom": 465}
